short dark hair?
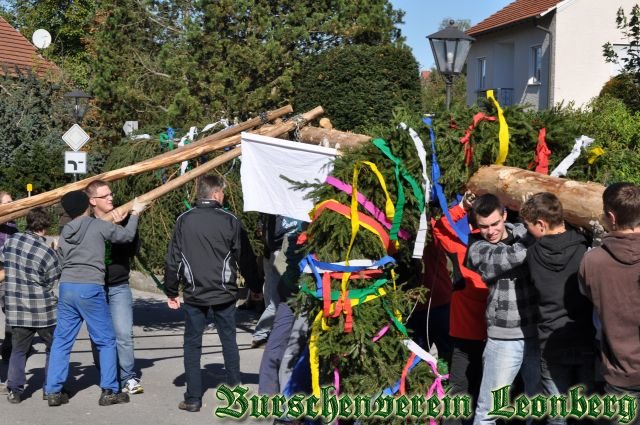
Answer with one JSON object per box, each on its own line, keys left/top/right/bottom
{"left": 26, "top": 207, "right": 51, "bottom": 232}
{"left": 471, "top": 194, "right": 504, "bottom": 222}
{"left": 197, "top": 175, "right": 225, "bottom": 200}
{"left": 520, "top": 192, "right": 564, "bottom": 228}
{"left": 603, "top": 182, "right": 640, "bottom": 230}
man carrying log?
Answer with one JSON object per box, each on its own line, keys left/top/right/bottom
{"left": 464, "top": 194, "right": 540, "bottom": 425}
{"left": 580, "top": 183, "right": 640, "bottom": 424}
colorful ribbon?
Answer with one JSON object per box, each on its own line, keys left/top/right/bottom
{"left": 486, "top": 90, "right": 510, "bottom": 165}
{"left": 460, "top": 112, "right": 496, "bottom": 167}
{"left": 587, "top": 147, "right": 605, "bottom": 164}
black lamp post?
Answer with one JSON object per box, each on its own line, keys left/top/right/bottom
{"left": 63, "top": 88, "right": 92, "bottom": 123}
{"left": 427, "top": 21, "right": 475, "bottom": 110}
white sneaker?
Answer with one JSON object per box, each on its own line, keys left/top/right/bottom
{"left": 0, "top": 381, "right": 7, "bottom": 395}
{"left": 123, "top": 378, "right": 144, "bottom": 394}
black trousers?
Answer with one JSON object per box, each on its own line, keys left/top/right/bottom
{"left": 445, "top": 337, "right": 486, "bottom": 425}
{"left": 7, "top": 326, "right": 55, "bottom": 391}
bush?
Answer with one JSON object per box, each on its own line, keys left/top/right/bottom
{"left": 599, "top": 73, "right": 640, "bottom": 113}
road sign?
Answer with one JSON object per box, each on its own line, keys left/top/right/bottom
{"left": 62, "top": 124, "right": 90, "bottom": 151}
{"left": 65, "top": 151, "right": 87, "bottom": 174}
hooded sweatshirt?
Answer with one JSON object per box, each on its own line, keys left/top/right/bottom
{"left": 58, "top": 215, "right": 138, "bottom": 285}
{"left": 527, "top": 227, "right": 594, "bottom": 359}
{"left": 580, "top": 232, "right": 640, "bottom": 388}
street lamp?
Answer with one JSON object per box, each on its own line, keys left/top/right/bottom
{"left": 427, "top": 20, "right": 475, "bottom": 110}
{"left": 63, "top": 88, "right": 92, "bottom": 123}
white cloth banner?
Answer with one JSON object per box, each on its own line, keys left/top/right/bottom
{"left": 550, "top": 135, "right": 594, "bottom": 177}
{"left": 241, "top": 132, "right": 337, "bottom": 222}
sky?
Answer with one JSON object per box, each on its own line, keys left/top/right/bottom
{"left": 391, "top": 0, "right": 513, "bottom": 71}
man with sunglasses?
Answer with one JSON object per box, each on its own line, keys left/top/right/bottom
{"left": 85, "top": 180, "right": 143, "bottom": 395}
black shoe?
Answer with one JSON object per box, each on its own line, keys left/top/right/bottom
{"left": 43, "top": 388, "right": 70, "bottom": 401}
{"left": 251, "top": 338, "right": 268, "bottom": 349}
{"left": 178, "top": 400, "right": 201, "bottom": 412}
{"left": 7, "top": 390, "right": 22, "bottom": 404}
{"left": 98, "top": 389, "right": 130, "bottom": 406}
{"left": 47, "top": 392, "right": 70, "bottom": 407}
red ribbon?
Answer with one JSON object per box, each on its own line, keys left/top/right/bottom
{"left": 534, "top": 127, "right": 551, "bottom": 174}
{"left": 459, "top": 112, "right": 496, "bottom": 167}
{"left": 399, "top": 352, "right": 417, "bottom": 395}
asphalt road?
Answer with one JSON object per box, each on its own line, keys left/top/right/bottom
{"left": 0, "top": 289, "right": 270, "bottom": 425}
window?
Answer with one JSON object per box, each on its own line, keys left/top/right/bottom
{"left": 478, "top": 58, "right": 487, "bottom": 89}
{"left": 531, "top": 46, "right": 542, "bottom": 84}
{"left": 610, "top": 44, "right": 630, "bottom": 76}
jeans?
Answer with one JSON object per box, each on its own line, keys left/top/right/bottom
{"left": 253, "top": 250, "right": 282, "bottom": 341}
{"left": 258, "top": 303, "right": 295, "bottom": 395}
{"left": 46, "top": 283, "right": 118, "bottom": 394}
{"left": 445, "top": 338, "right": 486, "bottom": 425}
{"left": 91, "top": 283, "right": 135, "bottom": 387}
{"left": 473, "top": 337, "right": 541, "bottom": 425}
{"left": 540, "top": 354, "right": 595, "bottom": 425}
{"left": 279, "top": 310, "right": 310, "bottom": 395}
{"left": 7, "top": 326, "right": 54, "bottom": 391}
{"left": 183, "top": 301, "right": 240, "bottom": 404}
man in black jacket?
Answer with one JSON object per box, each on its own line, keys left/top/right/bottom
{"left": 164, "top": 174, "right": 259, "bottom": 413}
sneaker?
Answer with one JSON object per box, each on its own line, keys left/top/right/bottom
{"left": 123, "top": 378, "right": 144, "bottom": 394}
{"left": 7, "top": 390, "right": 22, "bottom": 404}
{"left": 47, "top": 392, "right": 70, "bottom": 407}
{"left": 98, "top": 389, "right": 130, "bottom": 406}
{"left": 43, "top": 388, "right": 70, "bottom": 401}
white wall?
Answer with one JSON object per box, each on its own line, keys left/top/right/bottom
{"left": 553, "top": 0, "right": 635, "bottom": 107}
{"left": 466, "top": 26, "right": 549, "bottom": 109}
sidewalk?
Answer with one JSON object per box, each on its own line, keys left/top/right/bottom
{"left": 0, "top": 288, "right": 269, "bottom": 425}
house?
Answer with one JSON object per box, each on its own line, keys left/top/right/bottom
{"left": 465, "top": 0, "right": 636, "bottom": 110}
{"left": 0, "top": 16, "right": 59, "bottom": 79}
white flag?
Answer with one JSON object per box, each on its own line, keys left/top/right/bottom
{"left": 240, "top": 132, "right": 336, "bottom": 222}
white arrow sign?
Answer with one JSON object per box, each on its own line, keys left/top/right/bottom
{"left": 65, "top": 151, "right": 87, "bottom": 174}
{"left": 62, "top": 124, "right": 90, "bottom": 151}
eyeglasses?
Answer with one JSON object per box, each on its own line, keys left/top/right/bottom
{"left": 92, "top": 192, "right": 113, "bottom": 199}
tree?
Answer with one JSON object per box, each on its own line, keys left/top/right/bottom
{"left": 293, "top": 44, "right": 421, "bottom": 132}
{"left": 438, "top": 17, "right": 471, "bottom": 32}
{"left": 421, "top": 67, "right": 468, "bottom": 113}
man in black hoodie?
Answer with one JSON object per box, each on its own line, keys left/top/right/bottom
{"left": 164, "top": 174, "right": 259, "bottom": 413}
{"left": 520, "top": 192, "right": 595, "bottom": 425}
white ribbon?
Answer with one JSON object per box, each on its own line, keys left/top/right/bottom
{"left": 550, "top": 135, "right": 594, "bottom": 177}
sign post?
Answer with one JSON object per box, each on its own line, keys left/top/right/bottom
{"left": 62, "top": 124, "right": 90, "bottom": 180}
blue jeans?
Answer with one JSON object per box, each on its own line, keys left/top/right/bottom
{"left": 253, "top": 251, "right": 282, "bottom": 341}
{"left": 46, "top": 283, "right": 118, "bottom": 393}
{"left": 259, "top": 303, "right": 295, "bottom": 394}
{"left": 183, "top": 301, "right": 240, "bottom": 404}
{"left": 473, "top": 337, "right": 541, "bottom": 425}
{"left": 91, "top": 283, "right": 135, "bottom": 387}
{"left": 279, "top": 310, "right": 310, "bottom": 395}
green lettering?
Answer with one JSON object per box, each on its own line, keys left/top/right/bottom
{"left": 426, "top": 394, "right": 441, "bottom": 418}
{"left": 215, "top": 384, "right": 249, "bottom": 419}
{"left": 514, "top": 394, "right": 530, "bottom": 418}
{"left": 549, "top": 394, "right": 569, "bottom": 417}
{"left": 373, "top": 394, "right": 394, "bottom": 419}
{"left": 569, "top": 386, "right": 587, "bottom": 420}
{"left": 395, "top": 395, "right": 410, "bottom": 418}
{"left": 249, "top": 394, "right": 270, "bottom": 418}
{"left": 602, "top": 395, "right": 618, "bottom": 419}
{"left": 287, "top": 394, "right": 305, "bottom": 418}
{"left": 410, "top": 394, "right": 426, "bottom": 418}
{"left": 618, "top": 395, "right": 637, "bottom": 424}
{"left": 488, "top": 385, "right": 515, "bottom": 419}
{"left": 338, "top": 394, "right": 353, "bottom": 419}
{"left": 587, "top": 394, "right": 602, "bottom": 419}
{"left": 530, "top": 394, "right": 548, "bottom": 419}
{"left": 321, "top": 386, "right": 338, "bottom": 423}
{"left": 354, "top": 395, "right": 373, "bottom": 418}
{"left": 305, "top": 395, "right": 320, "bottom": 419}
{"left": 448, "top": 395, "right": 472, "bottom": 418}
{"left": 272, "top": 394, "right": 286, "bottom": 418}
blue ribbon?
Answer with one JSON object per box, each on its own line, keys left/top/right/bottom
{"left": 422, "top": 117, "right": 470, "bottom": 245}
{"left": 382, "top": 355, "right": 421, "bottom": 395}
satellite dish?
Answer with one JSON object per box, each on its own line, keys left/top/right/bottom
{"left": 32, "top": 29, "right": 52, "bottom": 49}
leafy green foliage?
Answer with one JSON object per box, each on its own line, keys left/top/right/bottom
{"left": 293, "top": 44, "right": 421, "bottom": 132}
{"left": 599, "top": 73, "right": 640, "bottom": 113}
{"left": 422, "top": 68, "right": 467, "bottom": 114}
{"left": 603, "top": 5, "right": 640, "bottom": 77}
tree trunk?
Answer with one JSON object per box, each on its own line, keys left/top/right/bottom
{"left": 298, "top": 126, "right": 371, "bottom": 149}
{"left": 466, "top": 165, "right": 605, "bottom": 230}
{"left": 0, "top": 106, "right": 324, "bottom": 223}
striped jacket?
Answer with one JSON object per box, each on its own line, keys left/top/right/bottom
{"left": 465, "top": 223, "right": 538, "bottom": 339}
{"left": 0, "top": 231, "right": 61, "bottom": 327}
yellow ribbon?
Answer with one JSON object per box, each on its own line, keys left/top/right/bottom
{"left": 487, "top": 90, "right": 510, "bottom": 165}
{"left": 587, "top": 147, "right": 605, "bottom": 164}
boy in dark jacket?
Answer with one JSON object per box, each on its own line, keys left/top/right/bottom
{"left": 520, "top": 192, "right": 595, "bottom": 425}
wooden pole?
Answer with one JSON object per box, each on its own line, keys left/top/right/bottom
{"left": 298, "top": 126, "right": 371, "bottom": 149}
{"left": 0, "top": 106, "right": 324, "bottom": 223}
{"left": 466, "top": 165, "right": 605, "bottom": 230}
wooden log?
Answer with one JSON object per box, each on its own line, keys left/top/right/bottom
{"left": 0, "top": 106, "right": 324, "bottom": 223}
{"left": 466, "top": 165, "right": 605, "bottom": 230}
{"left": 298, "top": 126, "right": 371, "bottom": 149}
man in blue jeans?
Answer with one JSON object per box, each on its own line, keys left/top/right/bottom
{"left": 45, "top": 190, "right": 148, "bottom": 407}
{"left": 165, "top": 175, "right": 259, "bottom": 413}
{"left": 86, "top": 180, "right": 143, "bottom": 395}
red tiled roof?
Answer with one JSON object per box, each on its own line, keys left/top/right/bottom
{"left": 467, "top": 0, "right": 563, "bottom": 36}
{"left": 0, "top": 16, "right": 60, "bottom": 79}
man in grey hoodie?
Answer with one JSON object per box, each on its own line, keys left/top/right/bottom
{"left": 465, "top": 194, "right": 540, "bottom": 425}
{"left": 45, "top": 190, "right": 147, "bottom": 407}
